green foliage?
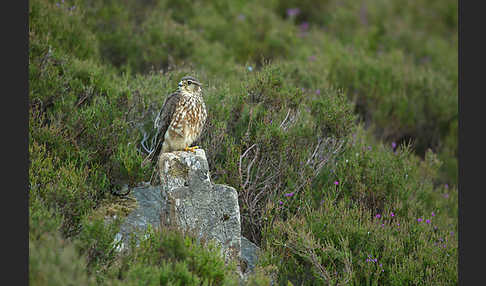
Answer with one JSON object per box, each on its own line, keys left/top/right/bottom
{"left": 29, "top": 139, "right": 109, "bottom": 237}
{"left": 29, "top": 193, "right": 63, "bottom": 242}
{"left": 29, "top": 189, "right": 96, "bottom": 285}
{"left": 320, "top": 127, "right": 439, "bottom": 215}
{"left": 29, "top": 0, "right": 100, "bottom": 63}
{"left": 29, "top": 0, "right": 457, "bottom": 284}
{"left": 75, "top": 217, "right": 122, "bottom": 276}
{"left": 328, "top": 49, "right": 457, "bottom": 182}
{"left": 109, "top": 227, "right": 240, "bottom": 285}
{"left": 260, "top": 184, "right": 457, "bottom": 285}
{"left": 257, "top": 128, "right": 457, "bottom": 285}
{"left": 30, "top": 233, "right": 97, "bottom": 286}
{"left": 196, "top": 62, "right": 356, "bottom": 243}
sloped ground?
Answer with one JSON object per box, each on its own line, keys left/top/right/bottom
{"left": 29, "top": 0, "right": 457, "bottom": 285}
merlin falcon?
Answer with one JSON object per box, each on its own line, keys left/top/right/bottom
{"left": 142, "top": 76, "right": 207, "bottom": 167}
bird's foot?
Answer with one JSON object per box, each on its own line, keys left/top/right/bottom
{"left": 184, "top": 146, "right": 199, "bottom": 153}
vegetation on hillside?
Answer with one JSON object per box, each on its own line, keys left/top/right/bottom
{"left": 29, "top": 0, "right": 458, "bottom": 285}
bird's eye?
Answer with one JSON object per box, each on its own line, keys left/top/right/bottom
{"left": 187, "top": 80, "right": 192, "bottom": 85}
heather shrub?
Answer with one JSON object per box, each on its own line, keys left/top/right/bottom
{"left": 75, "top": 217, "right": 122, "bottom": 278}
{"left": 260, "top": 191, "right": 457, "bottom": 285}
{"left": 29, "top": 139, "right": 109, "bottom": 237}
{"left": 328, "top": 49, "right": 457, "bottom": 183}
{"left": 29, "top": 0, "right": 100, "bottom": 63}
{"left": 29, "top": 194, "right": 96, "bottom": 285}
{"left": 258, "top": 129, "right": 458, "bottom": 285}
{"left": 30, "top": 233, "right": 97, "bottom": 286}
{"left": 107, "top": 226, "right": 241, "bottom": 286}
{"left": 273, "top": 0, "right": 458, "bottom": 184}
{"left": 196, "top": 62, "right": 356, "bottom": 243}
{"left": 318, "top": 127, "right": 438, "bottom": 215}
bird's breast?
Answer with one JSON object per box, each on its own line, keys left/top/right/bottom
{"left": 169, "top": 94, "right": 206, "bottom": 140}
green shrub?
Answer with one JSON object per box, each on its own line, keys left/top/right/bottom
{"left": 320, "top": 127, "right": 436, "bottom": 215}
{"left": 196, "top": 62, "right": 356, "bottom": 243}
{"left": 260, "top": 180, "right": 457, "bottom": 285}
{"left": 272, "top": 0, "right": 458, "bottom": 184}
{"left": 29, "top": 193, "right": 63, "bottom": 242}
{"left": 328, "top": 49, "right": 457, "bottom": 184}
{"left": 29, "top": 0, "right": 100, "bottom": 63}
{"left": 29, "top": 139, "right": 109, "bottom": 237}
{"left": 75, "top": 217, "right": 122, "bottom": 278}
{"left": 30, "top": 233, "right": 97, "bottom": 286}
{"left": 110, "top": 227, "right": 240, "bottom": 285}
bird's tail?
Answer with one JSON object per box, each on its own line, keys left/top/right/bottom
{"left": 140, "top": 127, "right": 158, "bottom": 168}
{"left": 141, "top": 136, "right": 163, "bottom": 168}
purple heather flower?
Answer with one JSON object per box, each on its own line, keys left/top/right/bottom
{"left": 278, "top": 200, "right": 283, "bottom": 205}
{"left": 443, "top": 193, "right": 449, "bottom": 199}
{"left": 284, "top": 192, "right": 294, "bottom": 197}
{"left": 316, "top": 89, "right": 321, "bottom": 95}
{"left": 445, "top": 184, "right": 449, "bottom": 189}
{"left": 300, "top": 22, "right": 309, "bottom": 31}
{"left": 286, "top": 8, "right": 300, "bottom": 17}
{"left": 431, "top": 212, "right": 435, "bottom": 217}
{"left": 56, "top": 2, "right": 60, "bottom": 7}
{"left": 417, "top": 218, "right": 423, "bottom": 222}
{"left": 334, "top": 181, "right": 339, "bottom": 185}
{"left": 379, "top": 263, "right": 383, "bottom": 267}
{"left": 375, "top": 214, "right": 381, "bottom": 219}
{"left": 368, "top": 146, "right": 372, "bottom": 151}
{"left": 434, "top": 226, "right": 438, "bottom": 230}
{"left": 308, "top": 55, "right": 316, "bottom": 62}
{"left": 381, "top": 223, "right": 385, "bottom": 227}
{"left": 373, "top": 258, "right": 377, "bottom": 262}
{"left": 397, "top": 223, "right": 400, "bottom": 226}
{"left": 390, "top": 212, "right": 395, "bottom": 217}
{"left": 301, "top": 87, "right": 305, "bottom": 92}
{"left": 391, "top": 142, "right": 397, "bottom": 149}
{"left": 426, "top": 219, "right": 431, "bottom": 224}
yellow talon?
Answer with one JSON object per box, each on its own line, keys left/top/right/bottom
{"left": 184, "top": 146, "right": 199, "bottom": 153}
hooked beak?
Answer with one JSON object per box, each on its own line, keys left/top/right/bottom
{"left": 178, "top": 81, "right": 183, "bottom": 87}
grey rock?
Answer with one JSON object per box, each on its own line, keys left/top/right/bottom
{"left": 241, "top": 236, "right": 260, "bottom": 274}
{"left": 116, "top": 149, "right": 242, "bottom": 263}
{"left": 114, "top": 184, "right": 166, "bottom": 251}
{"left": 158, "top": 149, "right": 241, "bottom": 262}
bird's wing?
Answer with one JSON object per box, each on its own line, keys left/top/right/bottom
{"left": 141, "top": 91, "right": 181, "bottom": 167}
{"left": 154, "top": 91, "right": 180, "bottom": 144}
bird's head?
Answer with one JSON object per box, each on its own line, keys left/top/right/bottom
{"left": 178, "top": 76, "right": 202, "bottom": 94}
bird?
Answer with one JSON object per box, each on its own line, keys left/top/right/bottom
{"left": 141, "top": 76, "right": 207, "bottom": 168}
